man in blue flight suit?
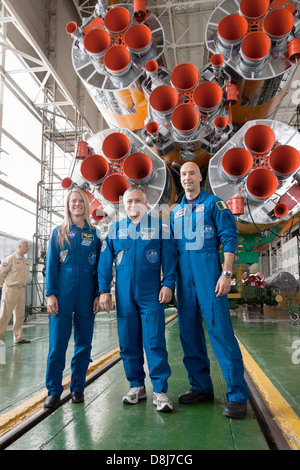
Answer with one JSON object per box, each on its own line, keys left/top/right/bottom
{"left": 98, "top": 187, "right": 177, "bottom": 412}
{"left": 44, "top": 189, "right": 101, "bottom": 408}
{"left": 170, "top": 162, "right": 248, "bottom": 419}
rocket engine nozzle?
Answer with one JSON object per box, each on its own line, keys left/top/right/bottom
{"left": 244, "top": 124, "right": 275, "bottom": 155}
{"left": 123, "top": 152, "right": 153, "bottom": 184}
{"left": 171, "top": 63, "right": 199, "bottom": 92}
{"left": 263, "top": 8, "right": 294, "bottom": 42}
{"left": 171, "top": 103, "right": 200, "bottom": 137}
{"left": 104, "top": 6, "right": 131, "bottom": 34}
{"left": 221, "top": 147, "right": 253, "bottom": 180}
{"left": 149, "top": 85, "right": 179, "bottom": 117}
{"left": 61, "top": 177, "right": 74, "bottom": 189}
{"left": 269, "top": 145, "right": 300, "bottom": 179}
{"left": 101, "top": 173, "right": 130, "bottom": 204}
{"left": 80, "top": 154, "right": 109, "bottom": 185}
{"left": 83, "top": 28, "right": 111, "bottom": 59}
{"left": 217, "top": 14, "right": 248, "bottom": 46}
{"left": 192, "top": 81, "right": 223, "bottom": 113}
{"left": 240, "top": 32, "right": 271, "bottom": 66}
{"left": 239, "top": 0, "right": 270, "bottom": 20}
{"left": 104, "top": 45, "right": 132, "bottom": 77}
{"left": 246, "top": 168, "right": 278, "bottom": 201}
{"left": 124, "top": 24, "right": 152, "bottom": 55}
{"left": 274, "top": 203, "right": 289, "bottom": 218}
{"left": 102, "top": 132, "right": 131, "bottom": 161}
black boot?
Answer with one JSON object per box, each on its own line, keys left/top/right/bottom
{"left": 178, "top": 389, "right": 214, "bottom": 404}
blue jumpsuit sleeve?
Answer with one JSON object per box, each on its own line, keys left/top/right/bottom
{"left": 212, "top": 199, "right": 237, "bottom": 253}
{"left": 45, "top": 228, "right": 60, "bottom": 296}
{"left": 160, "top": 221, "right": 177, "bottom": 290}
{"left": 98, "top": 226, "right": 115, "bottom": 292}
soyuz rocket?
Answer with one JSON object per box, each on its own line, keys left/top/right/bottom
{"left": 64, "top": 0, "right": 300, "bottom": 236}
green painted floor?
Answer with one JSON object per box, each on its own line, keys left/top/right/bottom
{"left": 232, "top": 313, "right": 300, "bottom": 417}
{"left": 1, "top": 307, "right": 299, "bottom": 450}
{"left": 5, "top": 318, "right": 269, "bottom": 450}
{"left": 0, "top": 311, "right": 119, "bottom": 414}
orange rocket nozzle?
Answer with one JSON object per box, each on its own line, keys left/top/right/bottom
{"left": 210, "top": 54, "right": 225, "bottom": 74}
{"left": 214, "top": 115, "right": 228, "bottom": 131}
{"left": 263, "top": 9, "right": 294, "bottom": 41}
{"left": 171, "top": 103, "right": 200, "bottom": 134}
{"left": 86, "top": 191, "right": 106, "bottom": 222}
{"left": 61, "top": 177, "right": 73, "bottom": 189}
{"left": 104, "top": 6, "right": 131, "bottom": 34}
{"left": 102, "top": 132, "right": 131, "bottom": 161}
{"left": 221, "top": 147, "right": 253, "bottom": 178}
{"left": 66, "top": 21, "right": 78, "bottom": 35}
{"left": 171, "top": 63, "right": 199, "bottom": 92}
{"left": 101, "top": 174, "right": 130, "bottom": 204}
{"left": 83, "top": 28, "right": 111, "bottom": 58}
{"left": 192, "top": 82, "right": 223, "bottom": 113}
{"left": 241, "top": 32, "right": 271, "bottom": 65}
{"left": 145, "top": 60, "right": 158, "bottom": 75}
{"left": 104, "top": 45, "right": 131, "bottom": 76}
{"left": 244, "top": 124, "right": 275, "bottom": 155}
{"left": 240, "top": 0, "right": 270, "bottom": 20}
{"left": 146, "top": 121, "right": 160, "bottom": 135}
{"left": 80, "top": 155, "right": 109, "bottom": 185}
{"left": 274, "top": 203, "right": 289, "bottom": 218}
{"left": 124, "top": 24, "right": 152, "bottom": 54}
{"left": 217, "top": 14, "right": 248, "bottom": 46}
{"left": 246, "top": 168, "right": 278, "bottom": 200}
{"left": 123, "top": 152, "right": 153, "bottom": 183}
{"left": 269, "top": 145, "right": 300, "bottom": 177}
{"left": 149, "top": 85, "right": 179, "bottom": 115}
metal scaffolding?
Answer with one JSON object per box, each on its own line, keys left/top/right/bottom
{"left": 0, "top": 0, "right": 93, "bottom": 313}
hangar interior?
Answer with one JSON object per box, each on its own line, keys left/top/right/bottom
{"left": 0, "top": 0, "right": 299, "bottom": 312}
{"left": 0, "top": 0, "right": 299, "bottom": 451}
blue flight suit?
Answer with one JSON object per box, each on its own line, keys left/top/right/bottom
{"left": 45, "top": 221, "right": 101, "bottom": 396}
{"left": 98, "top": 213, "right": 177, "bottom": 393}
{"left": 170, "top": 189, "right": 248, "bottom": 404}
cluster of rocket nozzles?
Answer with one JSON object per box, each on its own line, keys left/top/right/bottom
{"left": 242, "top": 272, "right": 266, "bottom": 287}
{"left": 66, "top": 2, "right": 153, "bottom": 76}
{"left": 217, "top": 0, "right": 298, "bottom": 63}
{"left": 62, "top": 132, "right": 154, "bottom": 218}
{"left": 63, "top": 0, "right": 300, "bottom": 222}
{"left": 222, "top": 123, "right": 300, "bottom": 217}
{"left": 144, "top": 60, "right": 234, "bottom": 144}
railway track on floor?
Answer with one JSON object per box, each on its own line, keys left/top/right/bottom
{"left": 0, "top": 312, "right": 298, "bottom": 451}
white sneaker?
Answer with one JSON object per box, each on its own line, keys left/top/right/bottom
{"left": 153, "top": 393, "right": 173, "bottom": 412}
{"left": 122, "top": 386, "right": 147, "bottom": 405}
{"left": 0, "top": 340, "right": 5, "bottom": 347}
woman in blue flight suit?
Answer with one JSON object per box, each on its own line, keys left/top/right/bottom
{"left": 98, "top": 188, "right": 177, "bottom": 411}
{"left": 44, "top": 188, "right": 101, "bottom": 408}
{"left": 170, "top": 162, "right": 248, "bottom": 418}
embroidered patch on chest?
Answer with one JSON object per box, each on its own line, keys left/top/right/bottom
{"left": 200, "top": 225, "right": 215, "bottom": 239}
{"left": 59, "top": 250, "right": 68, "bottom": 263}
{"left": 146, "top": 250, "right": 158, "bottom": 263}
{"left": 116, "top": 251, "right": 124, "bottom": 266}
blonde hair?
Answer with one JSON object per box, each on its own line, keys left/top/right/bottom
{"left": 58, "top": 188, "right": 94, "bottom": 248}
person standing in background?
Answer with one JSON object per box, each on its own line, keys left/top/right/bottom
{"left": 0, "top": 240, "right": 30, "bottom": 346}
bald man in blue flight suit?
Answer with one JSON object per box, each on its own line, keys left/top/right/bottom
{"left": 98, "top": 188, "right": 177, "bottom": 412}
{"left": 170, "top": 162, "right": 248, "bottom": 419}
